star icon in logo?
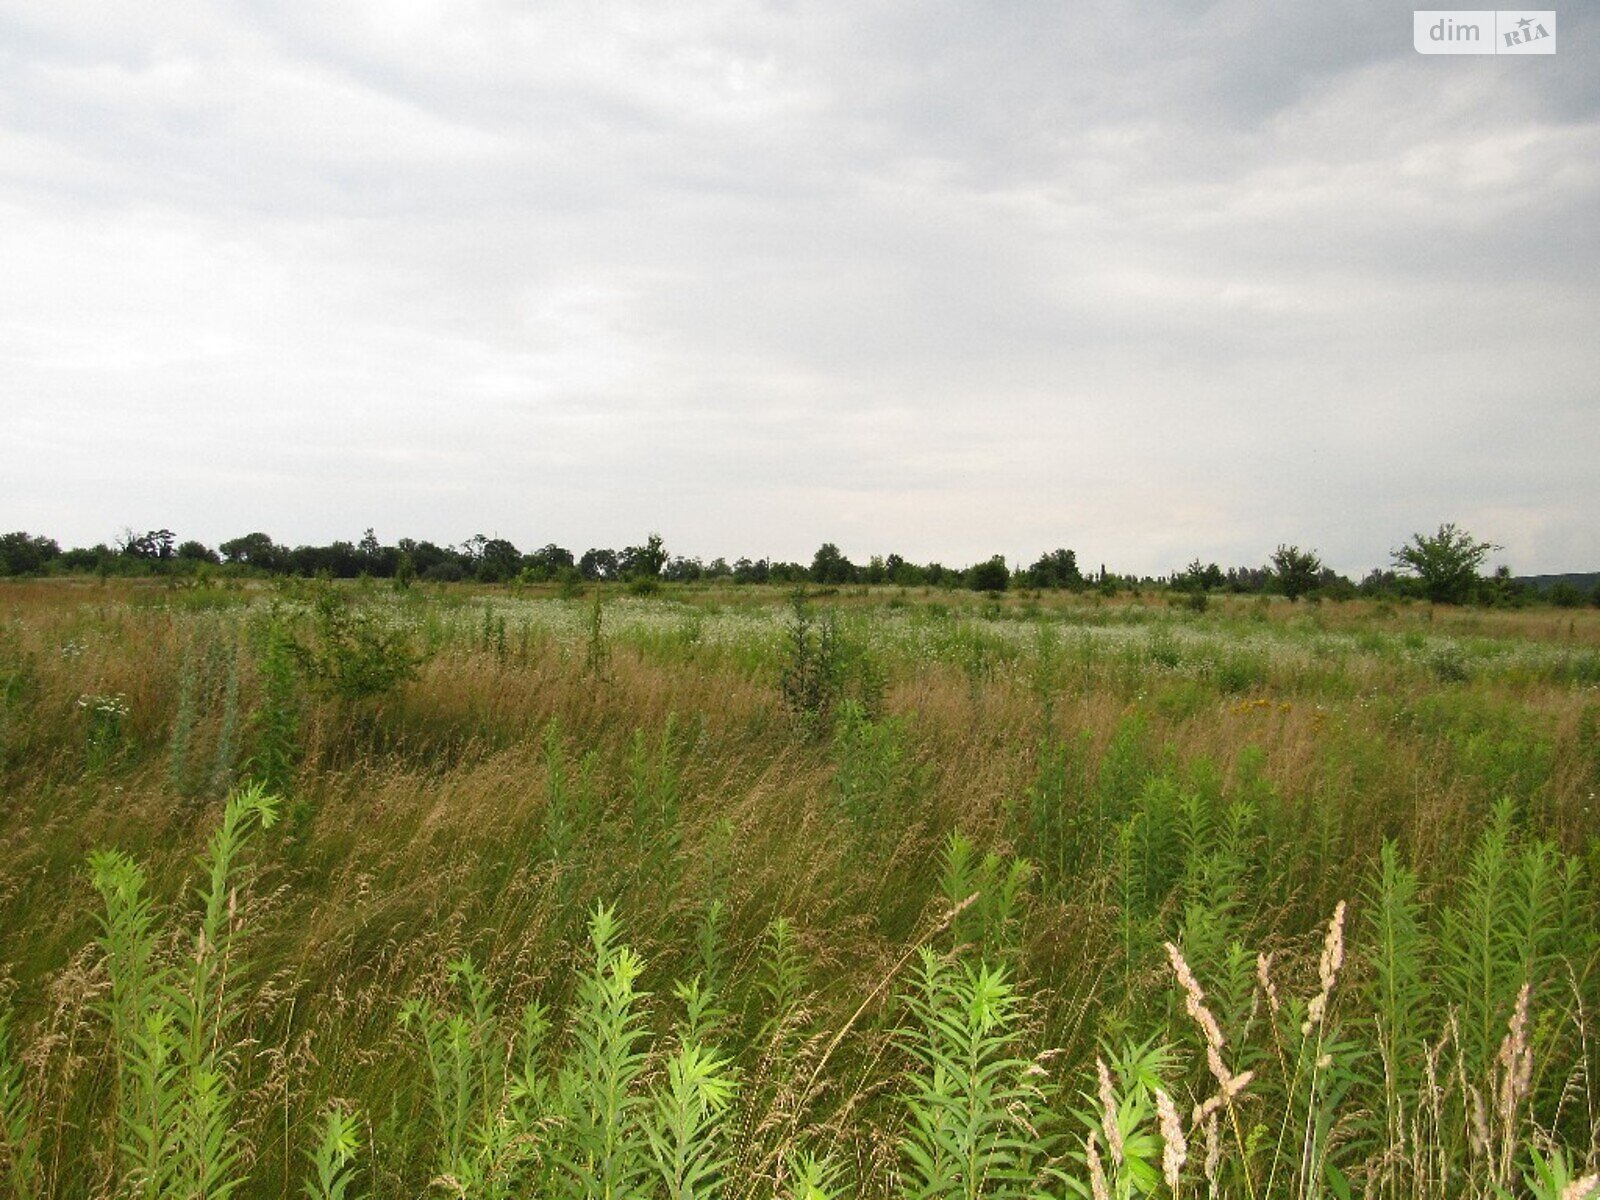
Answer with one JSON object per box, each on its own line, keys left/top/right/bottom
{"left": 1517, "top": 16, "right": 1533, "bottom": 29}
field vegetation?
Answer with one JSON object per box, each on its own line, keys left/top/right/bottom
{"left": 1, "top": 576, "right": 1597, "bottom": 1198}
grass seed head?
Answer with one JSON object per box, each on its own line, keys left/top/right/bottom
{"left": 1154, "top": 1084, "right": 1187, "bottom": 1189}
{"left": 1096, "top": 1056, "right": 1125, "bottom": 1167}
{"left": 1257, "top": 950, "right": 1280, "bottom": 1015}
{"left": 1086, "top": 1129, "right": 1110, "bottom": 1200}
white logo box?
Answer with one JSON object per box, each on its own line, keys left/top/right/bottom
{"left": 1414, "top": 10, "right": 1555, "bottom": 54}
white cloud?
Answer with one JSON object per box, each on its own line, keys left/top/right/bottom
{"left": 1, "top": 1, "right": 1596, "bottom": 574}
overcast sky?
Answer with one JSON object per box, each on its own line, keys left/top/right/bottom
{"left": 2, "top": 1, "right": 1596, "bottom": 576}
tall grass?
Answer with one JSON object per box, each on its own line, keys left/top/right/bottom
{"left": 0, "top": 581, "right": 1597, "bottom": 1197}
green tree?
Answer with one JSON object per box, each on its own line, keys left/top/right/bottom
{"left": 0, "top": 532, "right": 60, "bottom": 576}
{"left": 1391, "top": 523, "right": 1497, "bottom": 604}
{"left": 621, "top": 533, "right": 667, "bottom": 580}
{"left": 219, "top": 532, "right": 287, "bottom": 572}
{"left": 580, "top": 548, "right": 620, "bottom": 581}
{"left": 473, "top": 537, "right": 521, "bottom": 583}
{"left": 967, "top": 556, "right": 1010, "bottom": 593}
{"left": 1027, "top": 548, "right": 1083, "bottom": 590}
{"left": 810, "top": 543, "right": 856, "bottom": 586}
{"left": 520, "top": 543, "right": 575, "bottom": 582}
{"left": 175, "top": 540, "right": 219, "bottom": 565}
{"left": 120, "top": 528, "right": 176, "bottom": 561}
{"left": 1270, "top": 544, "right": 1322, "bottom": 602}
{"left": 1174, "top": 559, "right": 1223, "bottom": 593}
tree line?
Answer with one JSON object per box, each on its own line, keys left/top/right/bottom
{"left": 1, "top": 523, "right": 1593, "bottom": 606}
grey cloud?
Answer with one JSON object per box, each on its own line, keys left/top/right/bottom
{"left": 0, "top": 1, "right": 1596, "bottom": 575}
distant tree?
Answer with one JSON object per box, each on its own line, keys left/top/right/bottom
{"left": 520, "top": 543, "right": 575, "bottom": 582}
{"left": 403, "top": 540, "right": 461, "bottom": 580}
{"left": 1480, "top": 566, "right": 1526, "bottom": 609}
{"left": 422, "top": 559, "right": 465, "bottom": 583}
{"left": 474, "top": 537, "right": 521, "bottom": 583}
{"left": 1225, "top": 565, "right": 1271, "bottom": 593}
{"left": 1270, "top": 544, "right": 1322, "bottom": 602}
{"left": 732, "top": 557, "right": 769, "bottom": 585}
{"left": 120, "top": 528, "right": 176, "bottom": 561}
{"left": 1358, "top": 568, "right": 1401, "bottom": 596}
{"left": 355, "top": 528, "right": 400, "bottom": 577}
{"left": 1174, "top": 559, "right": 1224, "bottom": 593}
{"left": 1027, "top": 548, "right": 1084, "bottom": 590}
{"left": 176, "top": 540, "right": 220, "bottom": 565}
{"left": 1548, "top": 580, "right": 1584, "bottom": 608}
{"left": 60, "top": 545, "right": 108, "bottom": 573}
{"left": 663, "top": 555, "right": 703, "bottom": 582}
{"left": 967, "top": 555, "right": 1010, "bottom": 593}
{"left": 810, "top": 543, "right": 856, "bottom": 585}
{"left": 287, "top": 541, "right": 362, "bottom": 578}
{"left": 0, "top": 532, "right": 61, "bottom": 575}
{"left": 886, "top": 553, "right": 925, "bottom": 586}
{"left": 704, "top": 557, "right": 732, "bottom": 579}
{"left": 220, "top": 532, "right": 287, "bottom": 572}
{"left": 1391, "top": 523, "right": 1497, "bottom": 604}
{"left": 620, "top": 533, "right": 667, "bottom": 580}
{"left": 1315, "top": 568, "right": 1357, "bottom": 600}
{"left": 579, "top": 548, "right": 620, "bottom": 581}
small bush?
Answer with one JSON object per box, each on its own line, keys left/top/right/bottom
{"left": 779, "top": 593, "right": 842, "bottom": 732}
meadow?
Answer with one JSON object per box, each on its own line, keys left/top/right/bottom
{"left": 0, "top": 577, "right": 1597, "bottom": 1199}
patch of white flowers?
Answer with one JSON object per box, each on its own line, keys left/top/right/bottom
{"left": 77, "top": 692, "right": 130, "bottom": 719}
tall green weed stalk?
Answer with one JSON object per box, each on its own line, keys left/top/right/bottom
{"left": 89, "top": 783, "right": 279, "bottom": 1199}
{"left": 249, "top": 614, "right": 301, "bottom": 798}
{"left": 780, "top": 594, "right": 841, "bottom": 734}
{"left": 898, "top": 949, "right": 1050, "bottom": 1200}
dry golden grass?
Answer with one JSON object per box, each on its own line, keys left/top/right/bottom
{"left": 1, "top": 579, "right": 1597, "bottom": 1197}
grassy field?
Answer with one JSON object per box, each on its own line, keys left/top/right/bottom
{"left": 1, "top": 577, "right": 1597, "bottom": 1199}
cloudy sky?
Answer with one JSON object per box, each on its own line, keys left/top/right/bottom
{"left": 2, "top": 1, "right": 1596, "bottom": 576}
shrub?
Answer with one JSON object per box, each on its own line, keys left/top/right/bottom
{"left": 287, "top": 588, "right": 428, "bottom": 703}
{"left": 967, "top": 556, "right": 1010, "bottom": 593}
{"left": 779, "top": 593, "right": 842, "bottom": 732}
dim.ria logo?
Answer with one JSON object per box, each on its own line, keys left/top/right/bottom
{"left": 1413, "top": 10, "right": 1556, "bottom": 54}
